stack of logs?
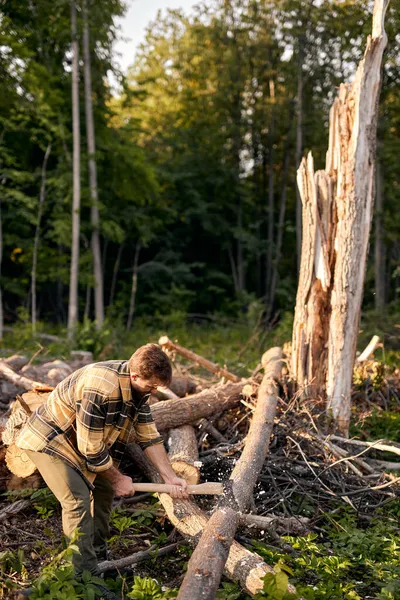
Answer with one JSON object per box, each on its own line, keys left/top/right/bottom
{"left": 0, "top": 338, "right": 297, "bottom": 597}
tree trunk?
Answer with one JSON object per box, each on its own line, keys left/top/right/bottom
{"left": 126, "top": 242, "right": 141, "bottom": 329}
{"left": 292, "top": 0, "right": 389, "bottom": 434}
{"left": 0, "top": 198, "right": 3, "bottom": 340}
{"left": 31, "top": 143, "right": 51, "bottom": 334}
{"left": 374, "top": 159, "right": 385, "bottom": 310}
{"left": 82, "top": 0, "right": 104, "bottom": 328}
{"left": 268, "top": 115, "right": 292, "bottom": 318}
{"left": 265, "top": 79, "right": 275, "bottom": 309}
{"left": 295, "top": 41, "right": 304, "bottom": 274}
{"left": 109, "top": 243, "right": 124, "bottom": 308}
{"left": 68, "top": 0, "right": 81, "bottom": 339}
{"left": 168, "top": 425, "right": 200, "bottom": 484}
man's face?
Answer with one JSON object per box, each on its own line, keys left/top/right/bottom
{"left": 130, "top": 373, "right": 163, "bottom": 396}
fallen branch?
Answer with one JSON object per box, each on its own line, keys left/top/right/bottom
{"left": 98, "top": 542, "right": 180, "bottom": 573}
{"left": 357, "top": 335, "right": 381, "bottom": 362}
{"left": 329, "top": 435, "right": 400, "bottom": 458}
{"left": 0, "top": 499, "right": 30, "bottom": 523}
{"left": 159, "top": 336, "right": 241, "bottom": 383}
{"left": 239, "top": 513, "right": 310, "bottom": 535}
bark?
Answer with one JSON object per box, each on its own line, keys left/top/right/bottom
{"left": 150, "top": 382, "right": 245, "bottom": 431}
{"left": 68, "top": 0, "right": 81, "bottom": 339}
{"left": 177, "top": 508, "right": 239, "bottom": 600}
{"left": 168, "top": 425, "right": 200, "bottom": 484}
{"left": 127, "top": 242, "right": 141, "bottom": 329}
{"left": 82, "top": 0, "right": 104, "bottom": 328}
{"left": 0, "top": 499, "right": 30, "bottom": 523}
{"left": 159, "top": 336, "right": 240, "bottom": 383}
{"left": 177, "top": 348, "right": 284, "bottom": 599}
{"left": 292, "top": 0, "right": 389, "bottom": 434}
{"left": 31, "top": 143, "right": 52, "bottom": 333}
{"left": 374, "top": 160, "right": 386, "bottom": 310}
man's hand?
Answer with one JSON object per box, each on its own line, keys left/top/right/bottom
{"left": 163, "top": 475, "right": 189, "bottom": 499}
{"left": 111, "top": 473, "right": 136, "bottom": 497}
{"left": 101, "top": 466, "right": 136, "bottom": 497}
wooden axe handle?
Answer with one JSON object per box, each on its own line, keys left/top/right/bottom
{"left": 132, "top": 482, "right": 223, "bottom": 495}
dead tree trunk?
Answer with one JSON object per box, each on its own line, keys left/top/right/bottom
{"left": 177, "top": 348, "right": 284, "bottom": 600}
{"left": 292, "top": 0, "right": 389, "bottom": 434}
{"left": 126, "top": 242, "right": 141, "bottom": 330}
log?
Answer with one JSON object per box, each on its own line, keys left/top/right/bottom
{"left": 0, "top": 362, "right": 53, "bottom": 392}
{"left": 178, "top": 348, "right": 284, "bottom": 600}
{"left": 151, "top": 382, "right": 245, "bottom": 431}
{"left": 159, "top": 336, "right": 241, "bottom": 383}
{"left": 130, "top": 438, "right": 278, "bottom": 595}
{"left": 177, "top": 508, "right": 239, "bottom": 600}
{"left": 3, "top": 355, "right": 29, "bottom": 371}
{"left": 168, "top": 426, "right": 200, "bottom": 484}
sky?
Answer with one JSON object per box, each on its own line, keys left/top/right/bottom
{"left": 114, "top": 0, "right": 198, "bottom": 74}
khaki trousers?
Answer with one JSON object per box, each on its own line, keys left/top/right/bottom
{"left": 26, "top": 450, "right": 114, "bottom": 575}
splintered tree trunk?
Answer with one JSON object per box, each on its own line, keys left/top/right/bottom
{"left": 292, "top": 0, "right": 389, "bottom": 435}
{"left": 295, "top": 44, "right": 304, "bottom": 273}
{"left": 68, "top": 0, "right": 81, "bottom": 339}
{"left": 82, "top": 0, "right": 104, "bottom": 328}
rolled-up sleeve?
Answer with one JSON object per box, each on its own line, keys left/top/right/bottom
{"left": 134, "top": 404, "right": 164, "bottom": 450}
{"left": 76, "top": 389, "right": 113, "bottom": 472}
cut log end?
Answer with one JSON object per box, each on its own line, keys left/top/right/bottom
{"left": 171, "top": 460, "right": 200, "bottom": 485}
{"left": 5, "top": 444, "right": 37, "bottom": 478}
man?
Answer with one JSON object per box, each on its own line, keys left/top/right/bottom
{"left": 16, "top": 344, "right": 188, "bottom": 600}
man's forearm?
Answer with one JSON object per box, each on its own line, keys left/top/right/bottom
{"left": 101, "top": 465, "right": 124, "bottom": 484}
{"left": 144, "top": 444, "right": 177, "bottom": 482}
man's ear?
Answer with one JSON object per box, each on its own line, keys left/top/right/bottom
{"left": 130, "top": 372, "right": 138, "bottom": 381}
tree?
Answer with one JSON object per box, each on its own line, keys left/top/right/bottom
{"left": 68, "top": 0, "right": 81, "bottom": 338}
{"left": 82, "top": 0, "right": 104, "bottom": 328}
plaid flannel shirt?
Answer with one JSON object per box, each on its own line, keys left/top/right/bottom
{"left": 16, "top": 360, "right": 163, "bottom": 487}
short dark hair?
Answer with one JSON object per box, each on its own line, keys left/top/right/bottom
{"left": 128, "top": 344, "right": 172, "bottom": 385}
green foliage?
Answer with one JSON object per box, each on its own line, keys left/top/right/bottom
{"left": 250, "top": 513, "right": 400, "bottom": 600}
{"left": 29, "top": 532, "right": 104, "bottom": 600}
{"left": 351, "top": 411, "right": 400, "bottom": 444}
{"left": 127, "top": 576, "right": 178, "bottom": 599}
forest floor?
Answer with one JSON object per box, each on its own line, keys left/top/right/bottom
{"left": 0, "top": 311, "right": 399, "bottom": 600}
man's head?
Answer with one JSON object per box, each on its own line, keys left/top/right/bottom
{"left": 128, "top": 343, "right": 172, "bottom": 394}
